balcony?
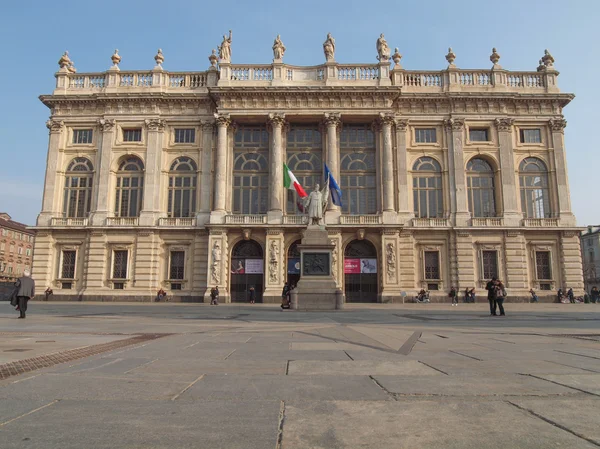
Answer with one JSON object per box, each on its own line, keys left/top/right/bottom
{"left": 340, "top": 215, "right": 383, "bottom": 225}
{"left": 51, "top": 217, "right": 88, "bottom": 227}
{"left": 158, "top": 217, "right": 196, "bottom": 227}
{"left": 283, "top": 215, "right": 308, "bottom": 225}
{"left": 522, "top": 218, "right": 559, "bottom": 227}
{"left": 412, "top": 218, "right": 449, "bottom": 227}
{"left": 471, "top": 217, "right": 504, "bottom": 227}
{"left": 224, "top": 215, "right": 267, "bottom": 225}
{"left": 106, "top": 217, "right": 139, "bottom": 226}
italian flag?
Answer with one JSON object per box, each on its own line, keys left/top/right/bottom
{"left": 283, "top": 163, "right": 308, "bottom": 198}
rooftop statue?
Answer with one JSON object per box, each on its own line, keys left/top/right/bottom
{"left": 218, "top": 30, "right": 232, "bottom": 63}
{"left": 273, "top": 34, "right": 286, "bottom": 60}
{"left": 323, "top": 33, "right": 336, "bottom": 62}
{"left": 376, "top": 34, "right": 391, "bottom": 62}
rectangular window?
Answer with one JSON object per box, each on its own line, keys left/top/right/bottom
{"left": 535, "top": 251, "right": 552, "bottom": 280}
{"left": 73, "top": 129, "right": 93, "bottom": 144}
{"left": 0, "top": 242, "right": 4, "bottom": 251}
{"left": 61, "top": 250, "right": 76, "bottom": 279}
{"left": 1, "top": 229, "right": 6, "bottom": 236}
{"left": 424, "top": 251, "right": 440, "bottom": 280}
{"left": 169, "top": 251, "right": 185, "bottom": 280}
{"left": 174, "top": 128, "right": 195, "bottom": 144}
{"left": 113, "top": 282, "right": 124, "bottom": 290}
{"left": 171, "top": 283, "right": 182, "bottom": 290}
{"left": 520, "top": 129, "right": 542, "bottom": 144}
{"left": 415, "top": 128, "right": 437, "bottom": 143}
{"left": 7, "top": 266, "right": 13, "bottom": 274}
{"left": 113, "top": 250, "right": 128, "bottom": 279}
{"left": 62, "top": 282, "right": 73, "bottom": 290}
{"left": 482, "top": 250, "right": 498, "bottom": 280}
{"left": 589, "top": 251, "right": 594, "bottom": 263}
{"left": 26, "top": 249, "right": 31, "bottom": 256}
{"left": 469, "top": 128, "right": 489, "bottom": 142}
{"left": 123, "top": 128, "right": 142, "bottom": 142}
{"left": 10, "top": 244, "right": 14, "bottom": 253}
{"left": 18, "top": 247, "right": 22, "bottom": 255}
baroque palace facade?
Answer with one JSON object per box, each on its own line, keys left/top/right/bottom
{"left": 33, "top": 35, "right": 583, "bottom": 302}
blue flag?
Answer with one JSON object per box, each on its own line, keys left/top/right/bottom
{"left": 324, "top": 164, "right": 343, "bottom": 207}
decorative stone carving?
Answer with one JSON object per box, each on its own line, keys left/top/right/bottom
{"left": 67, "top": 58, "right": 77, "bottom": 73}
{"left": 323, "top": 33, "right": 336, "bottom": 62}
{"left": 303, "top": 253, "right": 330, "bottom": 276}
{"left": 378, "top": 112, "right": 396, "bottom": 127}
{"left": 542, "top": 49, "right": 555, "bottom": 69}
{"left": 445, "top": 47, "right": 456, "bottom": 67}
{"left": 443, "top": 118, "right": 465, "bottom": 131}
{"left": 376, "top": 34, "right": 391, "bottom": 62}
{"left": 145, "top": 118, "right": 166, "bottom": 131}
{"left": 242, "top": 228, "right": 251, "bottom": 241}
{"left": 392, "top": 48, "right": 402, "bottom": 67}
{"left": 386, "top": 242, "right": 396, "bottom": 281}
{"left": 272, "top": 35, "right": 286, "bottom": 61}
{"left": 356, "top": 229, "right": 365, "bottom": 240}
{"left": 490, "top": 48, "right": 501, "bottom": 66}
{"left": 323, "top": 112, "right": 341, "bottom": 128}
{"left": 201, "top": 120, "right": 215, "bottom": 132}
{"left": 218, "top": 30, "right": 232, "bottom": 63}
{"left": 396, "top": 119, "right": 409, "bottom": 131}
{"left": 537, "top": 59, "right": 545, "bottom": 72}
{"left": 154, "top": 48, "right": 164, "bottom": 68}
{"left": 111, "top": 49, "right": 121, "bottom": 68}
{"left": 46, "top": 119, "right": 64, "bottom": 133}
{"left": 97, "top": 119, "right": 116, "bottom": 132}
{"left": 549, "top": 117, "right": 567, "bottom": 132}
{"left": 268, "top": 240, "right": 280, "bottom": 283}
{"left": 211, "top": 240, "right": 222, "bottom": 284}
{"left": 494, "top": 118, "right": 514, "bottom": 132}
{"left": 214, "top": 113, "right": 231, "bottom": 127}
{"left": 267, "top": 112, "right": 286, "bottom": 128}
{"left": 330, "top": 239, "right": 338, "bottom": 282}
{"left": 208, "top": 49, "right": 218, "bottom": 68}
{"left": 58, "top": 51, "right": 72, "bottom": 70}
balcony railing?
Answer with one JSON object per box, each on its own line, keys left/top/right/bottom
{"left": 471, "top": 217, "right": 504, "bottom": 227}
{"left": 51, "top": 217, "right": 88, "bottom": 226}
{"left": 224, "top": 215, "right": 267, "bottom": 225}
{"left": 412, "top": 218, "right": 449, "bottom": 227}
{"left": 340, "top": 215, "right": 383, "bottom": 225}
{"left": 283, "top": 215, "right": 308, "bottom": 225}
{"left": 522, "top": 218, "right": 559, "bottom": 227}
{"left": 158, "top": 217, "right": 196, "bottom": 227}
{"left": 106, "top": 217, "right": 139, "bottom": 226}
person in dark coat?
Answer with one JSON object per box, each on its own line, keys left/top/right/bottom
{"left": 449, "top": 286, "right": 458, "bottom": 306}
{"left": 281, "top": 283, "right": 291, "bottom": 309}
{"left": 495, "top": 280, "right": 506, "bottom": 316}
{"left": 210, "top": 286, "right": 219, "bottom": 305}
{"left": 249, "top": 286, "right": 256, "bottom": 304}
{"left": 486, "top": 277, "right": 497, "bottom": 316}
{"left": 591, "top": 287, "right": 599, "bottom": 304}
{"left": 567, "top": 288, "right": 575, "bottom": 303}
{"left": 15, "top": 269, "right": 35, "bottom": 319}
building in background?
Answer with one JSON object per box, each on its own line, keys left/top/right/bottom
{"left": 581, "top": 226, "right": 600, "bottom": 292}
{"left": 0, "top": 213, "right": 35, "bottom": 282}
{"left": 33, "top": 36, "right": 583, "bottom": 302}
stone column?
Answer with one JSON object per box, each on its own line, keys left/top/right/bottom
{"left": 139, "top": 118, "right": 165, "bottom": 226}
{"left": 197, "top": 120, "right": 215, "bottom": 225}
{"left": 324, "top": 113, "right": 341, "bottom": 220}
{"left": 263, "top": 229, "right": 285, "bottom": 303}
{"left": 89, "top": 119, "right": 115, "bottom": 226}
{"left": 560, "top": 230, "right": 584, "bottom": 295}
{"left": 267, "top": 113, "right": 286, "bottom": 223}
{"left": 444, "top": 118, "right": 470, "bottom": 226}
{"left": 379, "top": 114, "right": 396, "bottom": 222}
{"left": 398, "top": 230, "right": 416, "bottom": 299}
{"left": 495, "top": 118, "right": 521, "bottom": 226}
{"left": 211, "top": 114, "right": 231, "bottom": 223}
{"left": 38, "top": 120, "right": 65, "bottom": 226}
{"left": 549, "top": 118, "right": 576, "bottom": 226}
{"left": 395, "top": 120, "right": 412, "bottom": 224}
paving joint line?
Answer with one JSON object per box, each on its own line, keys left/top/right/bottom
{"left": 543, "top": 360, "right": 600, "bottom": 373}
{"left": 0, "top": 400, "right": 60, "bottom": 427}
{"left": 171, "top": 375, "right": 204, "bottom": 401}
{"left": 554, "top": 349, "right": 600, "bottom": 361}
{"left": 275, "top": 400, "right": 286, "bottom": 449}
{"left": 123, "top": 358, "right": 158, "bottom": 374}
{"left": 418, "top": 360, "right": 448, "bottom": 375}
{"left": 369, "top": 375, "right": 397, "bottom": 401}
{"left": 343, "top": 350, "right": 355, "bottom": 361}
{"left": 519, "top": 373, "right": 600, "bottom": 397}
{"left": 224, "top": 349, "right": 237, "bottom": 360}
{"left": 448, "top": 350, "right": 482, "bottom": 361}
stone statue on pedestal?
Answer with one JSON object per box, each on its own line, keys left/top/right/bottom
{"left": 218, "top": 30, "right": 232, "bottom": 62}
{"left": 376, "top": 34, "right": 391, "bottom": 62}
{"left": 323, "top": 33, "right": 336, "bottom": 61}
{"left": 304, "top": 183, "right": 329, "bottom": 227}
{"left": 272, "top": 35, "right": 286, "bottom": 60}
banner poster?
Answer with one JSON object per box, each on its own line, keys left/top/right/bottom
{"left": 344, "top": 259, "right": 361, "bottom": 274}
{"left": 231, "top": 259, "right": 245, "bottom": 274}
{"left": 245, "top": 259, "right": 264, "bottom": 274}
{"left": 360, "top": 258, "right": 377, "bottom": 274}
{"left": 287, "top": 258, "right": 300, "bottom": 274}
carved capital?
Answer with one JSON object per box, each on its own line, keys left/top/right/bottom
{"left": 494, "top": 118, "right": 514, "bottom": 133}
{"left": 323, "top": 112, "right": 341, "bottom": 128}
{"left": 145, "top": 118, "right": 166, "bottom": 132}
{"left": 201, "top": 120, "right": 215, "bottom": 132}
{"left": 549, "top": 118, "right": 567, "bottom": 133}
{"left": 443, "top": 118, "right": 465, "bottom": 131}
{"left": 46, "top": 119, "right": 64, "bottom": 133}
{"left": 97, "top": 118, "right": 116, "bottom": 132}
{"left": 267, "top": 113, "right": 286, "bottom": 128}
{"left": 378, "top": 112, "right": 396, "bottom": 128}
{"left": 396, "top": 119, "right": 409, "bottom": 132}
{"left": 214, "top": 113, "right": 231, "bottom": 128}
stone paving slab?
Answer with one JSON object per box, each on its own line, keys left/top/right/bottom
{"left": 532, "top": 373, "right": 600, "bottom": 395}
{"left": 0, "top": 399, "right": 281, "bottom": 449}
{"left": 416, "top": 357, "right": 595, "bottom": 375}
{"left": 282, "top": 400, "right": 599, "bottom": 449}
{"left": 0, "top": 398, "right": 53, "bottom": 424}
{"left": 139, "top": 359, "right": 287, "bottom": 375}
{"left": 226, "top": 349, "right": 350, "bottom": 361}
{"left": 288, "top": 360, "right": 440, "bottom": 376}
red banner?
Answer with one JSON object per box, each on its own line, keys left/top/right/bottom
{"left": 344, "top": 259, "right": 361, "bottom": 274}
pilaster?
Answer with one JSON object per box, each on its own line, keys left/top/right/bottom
{"left": 263, "top": 229, "right": 285, "bottom": 302}
{"left": 38, "top": 120, "right": 65, "bottom": 226}
{"left": 504, "top": 230, "right": 527, "bottom": 290}
{"left": 324, "top": 112, "right": 342, "bottom": 222}
{"left": 454, "top": 230, "right": 475, "bottom": 289}
{"left": 549, "top": 118, "right": 576, "bottom": 226}
{"left": 139, "top": 118, "right": 165, "bottom": 226}
{"left": 395, "top": 119, "right": 412, "bottom": 224}
{"left": 560, "top": 230, "right": 584, "bottom": 294}
{"left": 197, "top": 120, "right": 215, "bottom": 225}
{"left": 398, "top": 229, "right": 416, "bottom": 297}
{"left": 444, "top": 118, "right": 470, "bottom": 226}
{"left": 206, "top": 229, "right": 228, "bottom": 302}
{"left": 267, "top": 113, "right": 286, "bottom": 223}
{"left": 134, "top": 230, "right": 159, "bottom": 293}
{"left": 211, "top": 114, "right": 231, "bottom": 223}
{"left": 379, "top": 114, "right": 396, "bottom": 223}
{"left": 327, "top": 229, "right": 342, "bottom": 289}
{"left": 494, "top": 118, "right": 521, "bottom": 226}
{"left": 380, "top": 229, "right": 402, "bottom": 302}
{"left": 89, "top": 119, "right": 115, "bottom": 226}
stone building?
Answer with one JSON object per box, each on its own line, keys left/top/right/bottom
{"left": 581, "top": 226, "right": 600, "bottom": 292}
{"left": 0, "top": 213, "right": 35, "bottom": 282}
{"left": 33, "top": 36, "right": 583, "bottom": 302}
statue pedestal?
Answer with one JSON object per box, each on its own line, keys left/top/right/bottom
{"left": 292, "top": 226, "right": 343, "bottom": 311}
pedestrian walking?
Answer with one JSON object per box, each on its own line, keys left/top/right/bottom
{"left": 210, "top": 286, "right": 219, "bottom": 305}
{"left": 463, "top": 287, "right": 470, "bottom": 303}
{"left": 591, "top": 287, "right": 599, "bottom": 304}
{"left": 449, "top": 286, "right": 458, "bottom": 306}
{"left": 469, "top": 288, "right": 476, "bottom": 303}
{"left": 249, "top": 286, "right": 256, "bottom": 304}
{"left": 495, "top": 280, "right": 507, "bottom": 316}
{"left": 44, "top": 287, "right": 53, "bottom": 301}
{"left": 567, "top": 288, "right": 575, "bottom": 304}
{"left": 281, "top": 282, "right": 291, "bottom": 309}
{"left": 14, "top": 269, "right": 35, "bottom": 319}
{"left": 529, "top": 289, "right": 539, "bottom": 303}
{"left": 486, "top": 277, "right": 497, "bottom": 316}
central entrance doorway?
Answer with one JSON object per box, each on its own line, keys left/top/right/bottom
{"left": 344, "top": 239, "right": 378, "bottom": 303}
{"left": 230, "top": 239, "right": 263, "bottom": 303}
{"left": 287, "top": 240, "right": 301, "bottom": 287}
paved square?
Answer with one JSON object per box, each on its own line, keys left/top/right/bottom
{"left": 1, "top": 302, "right": 599, "bottom": 448}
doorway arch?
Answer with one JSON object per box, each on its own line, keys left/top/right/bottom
{"left": 287, "top": 240, "right": 301, "bottom": 287}
{"left": 344, "top": 239, "right": 378, "bottom": 303}
{"left": 230, "top": 240, "right": 263, "bottom": 303}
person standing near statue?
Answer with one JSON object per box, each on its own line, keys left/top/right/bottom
{"left": 15, "top": 269, "right": 35, "bottom": 319}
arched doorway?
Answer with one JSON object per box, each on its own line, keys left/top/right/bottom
{"left": 287, "top": 240, "right": 301, "bottom": 287}
{"left": 230, "top": 240, "right": 263, "bottom": 303}
{"left": 344, "top": 240, "right": 378, "bottom": 303}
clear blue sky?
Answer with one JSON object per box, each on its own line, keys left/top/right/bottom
{"left": 0, "top": 0, "right": 597, "bottom": 226}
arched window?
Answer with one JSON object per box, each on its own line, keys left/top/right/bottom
{"left": 467, "top": 158, "right": 496, "bottom": 217}
{"left": 341, "top": 126, "right": 376, "bottom": 215}
{"left": 233, "top": 127, "right": 269, "bottom": 214}
{"left": 115, "top": 157, "right": 144, "bottom": 217}
{"left": 63, "top": 158, "right": 94, "bottom": 218}
{"left": 412, "top": 157, "right": 443, "bottom": 218}
{"left": 168, "top": 157, "right": 197, "bottom": 218}
{"left": 519, "top": 157, "right": 551, "bottom": 218}
{"left": 286, "top": 126, "right": 322, "bottom": 215}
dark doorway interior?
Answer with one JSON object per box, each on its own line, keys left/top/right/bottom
{"left": 287, "top": 240, "right": 301, "bottom": 288}
{"left": 344, "top": 239, "right": 378, "bottom": 303}
{"left": 230, "top": 240, "right": 264, "bottom": 303}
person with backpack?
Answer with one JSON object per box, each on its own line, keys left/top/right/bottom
{"left": 210, "top": 286, "right": 219, "bottom": 305}
{"left": 486, "top": 277, "right": 498, "bottom": 316}
{"left": 495, "top": 280, "right": 507, "bottom": 316}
